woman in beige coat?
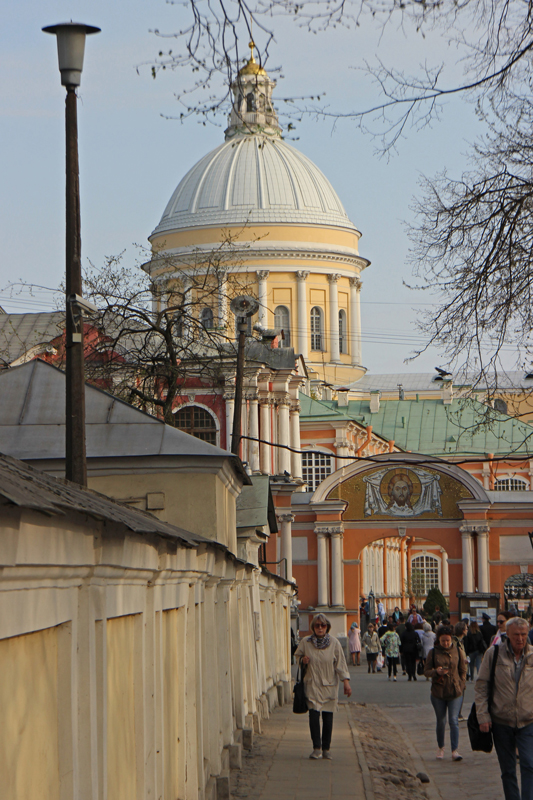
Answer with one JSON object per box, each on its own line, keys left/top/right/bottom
{"left": 294, "top": 613, "right": 351, "bottom": 760}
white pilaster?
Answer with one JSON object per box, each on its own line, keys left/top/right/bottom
{"left": 349, "top": 277, "right": 362, "bottom": 366}
{"left": 289, "top": 403, "right": 302, "bottom": 480}
{"left": 330, "top": 529, "right": 344, "bottom": 606}
{"left": 277, "top": 397, "right": 291, "bottom": 475}
{"left": 225, "top": 394, "right": 234, "bottom": 451}
{"left": 441, "top": 549, "right": 449, "bottom": 595}
{"left": 296, "top": 271, "right": 309, "bottom": 359}
{"left": 477, "top": 528, "right": 490, "bottom": 593}
{"left": 249, "top": 396, "right": 260, "bottom": 473}
{"left": 316, "top": 532, "right": 329, "bottom": 607}
{"left": 328, "top": 274, "right": 341, "bottom": 363}
{"left": 259, "top": 399, "right": 271, "bottom": 474}
{"left": 257, "top": 271, "right": 269, "bottom": 327}
{"left": 277, "top": 513, "right": 295, "bottom": 582}
{"left": 218, "top": 270, "right": 229, "bottom": 329}
{"left": 460, "top": 528, "right": 475, "bottom": 592}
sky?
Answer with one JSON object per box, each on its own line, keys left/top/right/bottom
{"left": 0, "top": 0, "right": 487, "bottom": 376}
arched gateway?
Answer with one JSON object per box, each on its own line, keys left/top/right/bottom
{"left": 289, "top": 453, "right": 533, "bottom": 636}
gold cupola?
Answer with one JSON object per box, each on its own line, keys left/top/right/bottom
{"left": 225, "top": 41, "right": 282, "bottom": 140}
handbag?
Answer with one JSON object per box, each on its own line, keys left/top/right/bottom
{"left": 293, "top": 663, "right": 308, "bottom": 714}
{"left": 467, "top": 645, "right": 499, "bottom": 753}
{"left": 417, "top": 659, "right": 425, "bottom": 675}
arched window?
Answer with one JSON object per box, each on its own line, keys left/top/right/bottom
{"left": 338, "top": 309, "right": 347, "bottom": 354}
{"left": 200, "top": 307, "right": 214, "bottom": 330}
{"left": 302, "top": 450, "right": 332, "bottom": 491}
{"left": 411, "top": 554, "right": 440, "bottom": 594}
{"left": 173, "top": 405, "right": 217, "bottom": 445}
{"left": 495, "top": 477, "right": 529, "bottom": 491}
{"left": 494, "top": 398, "right": 508, "bottom": 414}
{"left": 274, "top": 305, "right": 291, "bottom": 347}
{"left": 246, "top": 92, "right": 256, "bottom": 112}
{"left": 310, "top": 307, "right": 324, "bottom": 351}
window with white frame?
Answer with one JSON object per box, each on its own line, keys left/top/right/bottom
{"left": 200, "top": 307, "right": 214, "bottom": 330}
{"left": 274, "top": 305, "right": 291, "bottom": 347}
{"left": 173, "top": 405, "right": 217, "bottom": 445}
{"left": 411, "top": 554, "right": 440, "bottom": 594}
{"left": 310, "top": 307, "right": 324, "bottom": 351}
{"left": 338, "top": 309, "right": 347, "bottom": 354}
{"left": 495, "top": 477, "right": 529, "bottom": 491}
{"left": 302, "top": 450, "right": 332, "bottom": 491}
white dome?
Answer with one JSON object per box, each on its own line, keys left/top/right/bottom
{"left": 151, "top": 134, "right": 357, "bottom": 237}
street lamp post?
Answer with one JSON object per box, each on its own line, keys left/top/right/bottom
{"left": 43, "top": 22, "right": 100, "bottom": 485}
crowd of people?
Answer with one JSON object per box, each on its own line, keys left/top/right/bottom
{"left": 295, "top": 602, "right": 533, "bottom": 800}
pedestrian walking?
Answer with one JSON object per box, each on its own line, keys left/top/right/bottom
{"left": 380, "top": 622, "right": 401, "bottom": 680}
{"left": 480, "top": 612, "right": 497, "bottom": 648}
{"left": 362, "top": 623, "right": 381, "bottom": 673}
{"left": 454, "top": 621, "right": 468, "bottom": 719}
{"left": 465, "top": 620, "right": 486, "bottom": 680}
{"left": 421, "top": 622, "right": 436, "bottom": 670}
{"left": 294, "top": 613, "right": 351, "bottom": 760}
{"left": 492, "top": 611, "right": 512, "bottom": 646}
{"left": 377, "top": 599, "right": 386, "bottom": 624}
{"left": 348, "top": 621, "right": 361, "bottom": 666}
{"left": 408, "top": 606, "right": 424, "bottom": 625}
{"left": 476, "top": 617, "right": 533, "bottom": 800}
{"left": 424, "top": 624, "right": 468, "bottom": 761}
{"left": 401, "top": 622, "right": 420, "bottom": 681}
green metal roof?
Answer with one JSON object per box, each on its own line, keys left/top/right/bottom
{"left": 299, "top": 394, "right": 533, "bottom": 456}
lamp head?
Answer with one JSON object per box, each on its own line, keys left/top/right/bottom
{"left": 43, "top": 22, "right": 100, "bottom": 87}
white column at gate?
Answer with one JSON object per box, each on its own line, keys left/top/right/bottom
{"left": 477, "top": 526, "right": 490, "bottom": 593}
{"left": 349, "top": 277, "right": 362, "bottom": 366}
{"left": 225, "top": 394, "right": 234, "bottom": 451}
{"left": 460, "top": 527, "right": 475, "bottom": 592}
{"left": 277, "top": 396, "right": 291, "bottom": 475}
{"left": 277, "top": 513, "right": 295, "bottom": 582}
{"left": 257, "top": 271, "right": 269, "bottom": 327}
{"left": 290, "top": 402, "right": 302, "bottom": 480}
{"left": 316, "top": 531, "right": 329, "bottom": 607}
{"left": 441, "top": 549, "right": 449, "bottom": 596}
{"left": 259, "top": 398, "right": 271, "bottom": 474}
{"left": 248, "top": 395, "right": 260, "bottom": 473}
{"left": 330, "top": 528, "right": 344, "bottom": 606}
{"left": 328, "top": 274, "right": 341, "bottom": 363}
{"left": 296, "top": 271, "right": 309, "bottom": 359}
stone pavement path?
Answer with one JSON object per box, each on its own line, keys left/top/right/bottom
{"left": 384, "top": 702, "right": 503, "bottom": 800}
{"left": 231, "top": 703, "right": 366, "bottom": 800}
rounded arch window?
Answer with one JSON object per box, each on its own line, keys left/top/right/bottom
{"left": 411, "top": 554, "right": 440, "bottom": 594}
{"left": 494, "top": 398, "right": 508, "bottom": 414}
{"left": 495, "top": 477, "right": 529, "bottom": 491}
{"left": 338, "top": 309, "right": 347, "bottom": 354}
{"left": 200, "top": 307, "right": 214, "bottom": 330}
{"left": 310, "top": 307, "right": 324, "bottom": 351}
{"left": 173, "top": 405, "right": 217, "bottom": 445}
{"left": 274, "top": 305, "right": 291, "bottom": 347}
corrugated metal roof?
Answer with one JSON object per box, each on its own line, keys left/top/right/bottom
{"left": 0, "top": 451, "right": 204, "bottom": 545}
{"left": 0, "top": 312, "right": 64, "bottom": 365}
{"left": 0, "top": 361, "right": 249, "bottom": 482}
{"left": 300, "top": 394, "right": 533, "bottom": 456}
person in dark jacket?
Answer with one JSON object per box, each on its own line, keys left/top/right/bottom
{"left": 401, "top": 622, "right": 420, "bottom": 681}
{"left": 465, "top": 620, "right": 486, "bottom": 680}
{"left": 480, "top": 613, "right": 497, "bottom": 648}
